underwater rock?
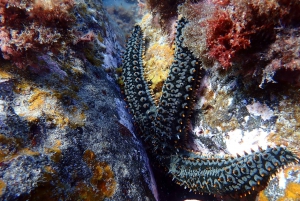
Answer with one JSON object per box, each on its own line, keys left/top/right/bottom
{"left": 0, "top": 0, "right": 157, "bottom": 200}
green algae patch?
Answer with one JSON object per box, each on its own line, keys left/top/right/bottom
{"left": 83, "top": 47, "right": 103, "bottom": 67}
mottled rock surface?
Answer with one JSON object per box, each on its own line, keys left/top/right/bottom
{"left": 0, "top": 0, "right": 157, "bottom": 200}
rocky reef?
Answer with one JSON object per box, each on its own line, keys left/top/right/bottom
{"left": 1, "top": 0, "right": 300, "bottom": 200}
{"left": 0, "top": 0, "right": 157, "bottom": 200}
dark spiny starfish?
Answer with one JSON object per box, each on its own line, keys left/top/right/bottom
{"left": 121, "top": 18, "right": 299, "bottom": 198}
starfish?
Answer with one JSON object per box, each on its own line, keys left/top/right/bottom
{"left": 121, "top": 18, "right": 299, "bottom": 198}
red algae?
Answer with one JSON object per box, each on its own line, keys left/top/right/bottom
{"left": 178, "top": 0, "right": 300, "bottom": 87}
{"left": 0, "top": 0, "right": 76, "bottom": 68}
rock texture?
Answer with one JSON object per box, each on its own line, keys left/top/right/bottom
{"left": 0, "top": 0, "right": 157, "bottom": 200}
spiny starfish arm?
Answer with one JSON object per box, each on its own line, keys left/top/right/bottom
{"left": 169, "top": 146, "right": 299, "bottom": 196}
{"left": 122, "top": 25, "right": 156, "bottom": 132}
{"left": 154, "top": 18, "right": 204, "bottom": 156}
{"left": 121, "top": 18, "right": 300, "bottom": 197}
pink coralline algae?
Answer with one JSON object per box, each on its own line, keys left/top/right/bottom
{"left": 0, "top": 0, "right": 76, "bottom": 69}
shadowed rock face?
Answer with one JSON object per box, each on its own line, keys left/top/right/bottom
{"left": 0, "top": 0, "right": 157, "bottom": 200}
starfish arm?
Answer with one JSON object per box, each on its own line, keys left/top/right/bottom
{"left": 122, "top": 25, "right": 156, "bottom": 133}
{"left": 121, "top": 18, "right": 300, "bottom": 198}
{"left": 169, "top": 146, "right": 299, "bottom": 196}
{"left": 154, "top": 18, "right": 204, "bottom": 156}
